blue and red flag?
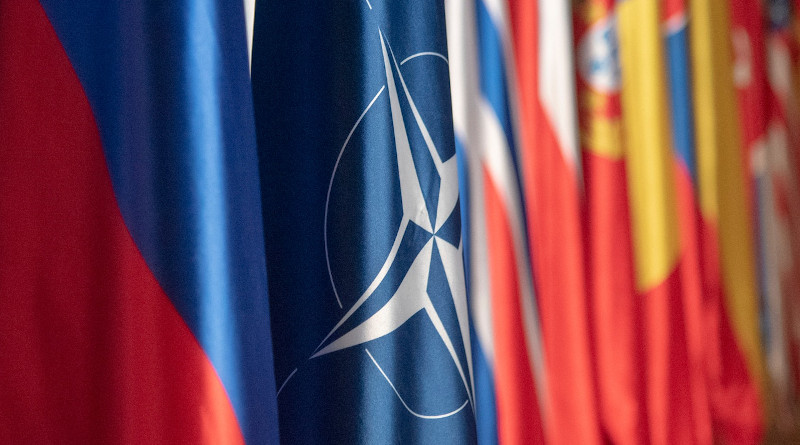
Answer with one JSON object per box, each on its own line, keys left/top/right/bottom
{"left": 447, "top": 0, "right": 548, "bottom": 442}
{"left": 662, "top": 2, "right": 714, "bottom": 443}
{"left": 0, "top": 1, "right": 279, "bottom": 443}
{"left": 252, "top": 1, "right": 477, "bottom": 443}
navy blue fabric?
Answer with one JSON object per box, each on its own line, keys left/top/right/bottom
{"left": 37, "top": 2, "right": 279, "bottom": 443}
{"left": 252, "top": 1, "right": 477, "bottom": 443}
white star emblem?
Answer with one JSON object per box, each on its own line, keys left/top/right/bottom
{"left": 317, "top": 29, "right": 474, "bottom": 416}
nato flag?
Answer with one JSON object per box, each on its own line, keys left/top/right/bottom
{"left": 252, "top": 1, "right": 478, "bottom": 443}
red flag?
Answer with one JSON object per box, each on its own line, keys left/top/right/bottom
{"left": 507, "top": 1, "right": 601, "bottom": 443}
{"left": 573, "top": 1, "right": 647, "bottom": 443}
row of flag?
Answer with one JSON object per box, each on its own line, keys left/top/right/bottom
{"left": 3, "top": 0, "right": 800, "bottom": 443}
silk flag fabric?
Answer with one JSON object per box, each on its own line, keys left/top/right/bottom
{"left": 446, "top": 0, "right": 547, "bottom": 443}
{"left": 9, "top": 0, "right": 800, "bottom": 443}
{"left": 504, "top": 2, "right": 601, "bottom": 443}
{"left": 617, "top": 1, "right": 697, "bottom": 442}
{"left": 573, "top": 2, "right": 645, "bottom": 444}
{"left": 730, "top": 0, "right": 773, "bottom": 389}
{"left": 0, "top": 0, "right": 279, "bottom": 443}
{"left": 252, "top": 1, "right": 477, "bottom": 443}
{"left": 662, "top": 1, "right": 715, "bottom": 443}
{"left": 688, "top": 0, "right": 766, "bottom": 442}
{"left": 762, "top": 0, "right": 800, "bottom": 415}
{"left": 785, "top": 0, "right": 800, "bottom": 400}
{"left": 729, "top": 0, "right": 777, "bottom": 440}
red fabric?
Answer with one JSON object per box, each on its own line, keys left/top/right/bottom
{"left": 0, "top": 1, "right": 245, "bottom": 443}
{"left": 582, "top": 151, "right": 647, "bottom": 445}
{"left": 507, "top": 1, "right": 600, "bottom": 443}
{"left": 639, "top": 265, "right": 694, "bottom": 445}
{"left": 730, "top": 0, "right": 769, "bottom": 216}
{"left": 699, "top": 220, "right": 763, "bottom": 445}
{"left": 662, "top": 0, "right": 683, "bottom": 20}
{"left": 573, "top": 2, "right": 646, "bottom": 442}
{"left": 674, "top": 162, "right": 714, "bottom": 445}
{"left": 484, "top": 170, "right": 545, "bottom": 445}
{"left": 709, "top": 1, "right": 769, "bottom": 441}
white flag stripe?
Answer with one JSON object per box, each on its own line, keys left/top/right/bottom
{"left": 538, "top": 0, "right": 581, "bottom": 175}
{"left": 244, "top": 0, "right": 255, "bottom": 71}
{"left": 445, "top": 0, "right": 496, "bottom": 368}
{"left": 446, "top": 0, "right": 549, "bottom": 412}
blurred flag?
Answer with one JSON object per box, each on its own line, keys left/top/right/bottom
{"left": 689, "top": 0, "right": 766, "bottom": 441}
{"left": 573, "top": 1, "right": 646, "bottom": 443}
{"left": 505, "top": 1, "right": 601, "bottom": 442}
{"left": 662, "top": 1, "right": 714, "bottom": 443}
{"left": 617, "top": 0, "right": 696, "bottom": 442}
{"left": 730, "top": 0, "right": 780, "bottom": 440}
{"left": 731, "top": 0, "right": 774, "bottom": 385}
{"left": 731, "top": 0, "right": 770, "bottom": 220}
{"left": 252, "top": 1, "right": 477, "bottom": 443}
{"left": 446, "top": 0, "right": 547, "bottom": 443}
{"left": 0, "top": 0, "right": 278, "bottom": 443}
{"left": 763, "top": 0, "right": 800, "bottom": 416}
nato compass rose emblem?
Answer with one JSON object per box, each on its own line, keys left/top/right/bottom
{"left": 313, "top": 27, "right": 475, "bottom": 420}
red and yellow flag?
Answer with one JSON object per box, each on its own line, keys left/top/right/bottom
{"left": 690, "top": 0, "right": 766, "bottom": 441}
{"left": 617, "top": 1, "right": 697, "bottom": 442}
{"left": 574, "top": 1, "right": 645, "bottom": 443}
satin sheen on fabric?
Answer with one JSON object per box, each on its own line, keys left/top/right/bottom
{"left": 505, "top": 1, "right": 601, "bottom": 443}
{"left": 617, "top": 1, "right": 698, "bottom": 442}
{"left": 0, "top": 1, "right": 249, "bottom": 443}
{"left": 446, "top": 0, "right": 547, "bottom": 442}
{"left": 573, "top": 1, "right": 647, "bottom": 443}
{"left": 663, "top": 1, "right": 715, "bottom": 443}
{"left": 690, "top": 0, "right": 766, "bottom": 441}
{"left": 252, "top": 1, "right": 477, "bottom": 443}
{"left": 0, "top": 0, "right": 279, "bottom": 443}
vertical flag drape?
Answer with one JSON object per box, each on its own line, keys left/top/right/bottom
{"left": 252, "top": 1, "right": 477, "bottom": 443}
{"left": 446, "top": 0, "right": 547, "bottom": 442}
{"left": 689, "top": 0, "right": 766, "bottom": 441}
{"left": 662, "top": 1, "right": 713, "bottom": 443}
{"left": 573, "top": 1, "right": 646, "bottom": 443}
{"left": 506, "top": 1, "right": 601, "bottom": 442}
{"left": 617, "top": 1, "right": 697, "bottom": 442}
{"left": 0, "top": 0, "right": 279, "bottom": 443}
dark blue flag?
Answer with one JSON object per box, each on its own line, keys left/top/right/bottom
{"left": 252, "top": 1, "right": 477, "bottom": 443}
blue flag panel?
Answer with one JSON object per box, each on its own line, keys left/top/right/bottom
{"left": 252, "top": 1, "right": 478, "bottom": 443}
{"left": 35, "top": 2, "right": 279, "bottom": 443}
